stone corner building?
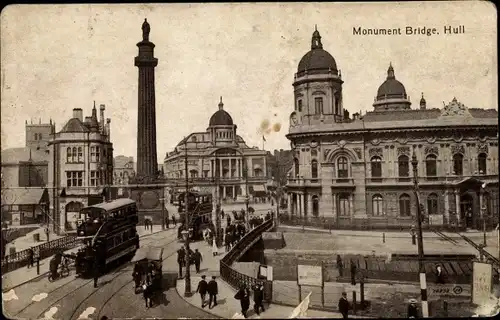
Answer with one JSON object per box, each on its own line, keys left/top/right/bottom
{"left": 285, "top": 28, "right": 499, "bottom": 229}
{"left": 48, "top": 104, "right": 113, "bottom": 233}
{"left": 164, "top": 97, "right": 268, "bottom": 202}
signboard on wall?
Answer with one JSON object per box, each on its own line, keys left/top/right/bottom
{"left": 297, "top": 264, "right": 323, "bottom": 287}
{"left": 259, "top": 265, "right": 273, "bottom": 281}
{"left": 429, "top": 215, "right": 444, "bottom": 225}
{"left": 472, "top": 262, "right": 493, "bottom": 305}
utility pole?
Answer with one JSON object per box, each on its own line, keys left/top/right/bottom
{"left": 243, "top": 156, "right": 250, "bottom": 227}
{"left": 183, "top": 139, "right": 191, "bottom": 296}
{"left": 214, "top": 152, "right": 221, "bottom": 247}
{"left": 411, "top": 152, "right": 428, "bottom": 318}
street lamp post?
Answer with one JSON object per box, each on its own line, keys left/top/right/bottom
{"left": 183, "top": 140, "right": 191, "bottom": 297}
{"left": 411, "top": 151, "right": 428, "bottom": 318}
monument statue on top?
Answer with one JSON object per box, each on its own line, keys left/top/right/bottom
{"left": 142, "top": 18, "right": 150, "bottom": 41}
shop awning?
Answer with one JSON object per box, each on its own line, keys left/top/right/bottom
{"left": 1, "top": 188, "right": 48, "bottom": 205}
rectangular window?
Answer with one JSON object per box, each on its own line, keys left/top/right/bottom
{"left": 338, "top": 196, "right": 350, "bottom": 216}
{"left": 66, "top": 171, "right": 83, "bottom": 187}
{"left": 96, "top": 146, "right": 100, "bottom": 163}
{"left": 314, "top": 97, "right": 323, "bottom": 114}
{"left": 90, "top": 171, "right": 101, "bottom": 186}
{"left": 298, "top": 100, "right": 303, "bottom": 112}
{"left": 77, "top": 147, "right": 83, "bottom": 162}
{"left": 90, "top": 147, "right": 96, "bottom": 162}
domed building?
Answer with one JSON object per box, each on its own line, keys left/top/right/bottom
{"left": 163, "top": 98, "right": 269, "bottom": 202}
{"left": 286, "top": 28, "right": 499, "bottom": 230}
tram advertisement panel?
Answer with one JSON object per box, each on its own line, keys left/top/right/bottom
{"left": 472, "top": 261, "right": 493, "bottom": 305}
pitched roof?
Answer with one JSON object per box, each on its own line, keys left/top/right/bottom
{"left": 60, "top": 118, "right": 89, "bottom": 133}
{"left": 1, "top": 147, "right": 49, "bottom": 164}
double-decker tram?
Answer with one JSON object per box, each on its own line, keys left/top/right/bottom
{"left": 75, "top": 198, "right": 139, "bottom": 277}
{"left": 177, "top": 191, "right": 213, "bottom": 240}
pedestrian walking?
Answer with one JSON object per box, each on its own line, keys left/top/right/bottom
{"left": 45, "top": 227, "right": 50, "bottom": 242}
{"left": 225, "top": 232, "right": 232, "bottom": 252}
{"left": 234, "top": 284, "right": 251, "bottom": 318}
{"left": 221, "top": 210, "right": 225, "bottom": 219}
{"left": 350, "top": 260, "right": 357, "bottom": 285}
{"left": 212, "top": 239, "right": 218, "bottom": 256}
{"left": 165, "top": 216, "right": 170, "bottom": 229}
{"left": 253, "top": 283, "right": 265, "bottom": 315}
{"left": 193, "top": 249, "right": 202, "bottom": 273}
{"left": 407, "top": 298, "right": 419, "bottom": 318}
{"left": 144, "top": 219, "right": 148, "bottom": 230}
{"left": 338, "top": 292, "right": 349, "bottom": 319}
{"left": 196, "top": 275, "right": 208, "bottom": 308}
{"left": 93, "top": 258, "right": 100, "bottom": 288}
{"left": 27, "top": 248, "right": 34, "bottom": 268}
{"left": 207, "top": 276, "right": 218, "bottom": 309}
{"left": 177, "top": 247, "right": 185, "bottom": 278}
{"left": 172, "top": 215, "right": 176, "bottom": 226}
{"left": 337, "top": 254, "right": 344, "bottom": 277}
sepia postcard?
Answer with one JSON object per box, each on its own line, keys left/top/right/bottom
{"left": 1, "top": 2, "right": 498, "bottom": 319}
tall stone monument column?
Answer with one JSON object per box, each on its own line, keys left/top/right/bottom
{"left": 134, "top": 18, "right": 158, "bottom": 181}
{"left": 130, "top": 19, "right": 164, "bottom": 224}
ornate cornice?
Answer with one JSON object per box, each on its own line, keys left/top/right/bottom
{"left": 369, "top": 147, "right": 383, "bottom": 158}
{"left": 451, "top": 144, "right": 465, "bottom": 155}
{"left": 424, "top": 145, "right": 439, "bottom": 156}
{"left": 397, "top": 146, "right": 411, "bottom": 157}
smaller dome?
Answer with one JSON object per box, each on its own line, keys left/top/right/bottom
{"left": 420, "top": 92, "right": 426, "bottom": 105}
{"left": 209, "top": 97, "right": 233, "bottom": 126}
{"left": 376, "top": 63, "right": 407, "bottom": 100}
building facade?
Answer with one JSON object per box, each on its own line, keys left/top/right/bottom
{"left": 113, "top": 155, "right": 135, "bottom": 185}
{"left": 1, "top": 120, "right": 54, "bottom": 225}
{"left": 47, "top": 104, "right": 113, "bottom": 232}
{"left": 164, "top": 98, "right": 268, "bottom": 202}
{"left": 286, "top": 28, "right": 499, "bottom": 229}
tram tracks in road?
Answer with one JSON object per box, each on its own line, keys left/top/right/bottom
{"left": 433, "top": 230, "right": 459, "bottom": 245}
{"left": 14, "top": 231, "right": 178, "bottom": 320}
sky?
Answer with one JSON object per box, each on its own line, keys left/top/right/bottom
{"left": 1, "top": 2, "right": 497, "bottom": 164}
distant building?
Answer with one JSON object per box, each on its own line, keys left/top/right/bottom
{"left": 113, "top": 155, "right": 135, "bottom": 185}
{"left": 47, "top": 103, "right": 113, "bottom": 232}
{"left": 164, "top": 98, "right": 268, "bottom": 202}
{"left": 286, "top": 28, "right": 499, "bottom": 229}
{"left": 1, "top": 120, "right": 54, "bottom": 225}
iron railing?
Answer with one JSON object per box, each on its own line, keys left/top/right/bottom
{"left": 1, "top": 236, "right": 82, "bottom": 274}
{"left": 220, "top": 218, "right": 274, "bottom": 301}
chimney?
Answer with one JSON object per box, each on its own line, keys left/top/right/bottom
{"left": 73, "top": 108, "right": 83, "bottom": 121}
{"left": 106, "top": 118, "right": 111, "bottom": 141}
{"left": 99, "top": 104, "right": 105, "bottom": 133}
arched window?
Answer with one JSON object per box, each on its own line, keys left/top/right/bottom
{"left": 399, "top": 194, "right": 411, "bottom": 216}
{"left": 72, "top": 147, "right": 77, "bottom": 163}
{"left": 453, "top": 153, "right": 463, "bottom": 176}
{"left": 297, "top": 100, "right": 303, "bottom": 112}
{"left": 425, "top": 154, "right": 437, "bottom": 177}
{"left": 371, "top": 156, "right": 382, "bottom": 178}
{"left": 338, "top": 193, "right": 350, "bottom": 216}
{"left": 337, "top": 157, "right": 348, "bottom": 178}
{"left": 372, "top": 194, "right": 384, "bottom": 216}
{"left": 312, "top": 195, "right": 319, "bottom": 217}
{"left": 478, "top": 153, "right": 487, "bottom": 175}
{"left": 398, "top": 155, "right": 409, "bottom": 177}
{"left": 294, "top": 158, "right": 299, "bottom": 177}
{"left": 314, "top": 97, "right": 323, "bottom": 114}
{"left": 311, "top": 160, "right": 318, "bottom": 179}
{"left": 427, "top": 193, "right": 438, "bottom": 215}
{"left": 77, "top": 147, "right": 83, "bottom": 162}
{"left": 66, "top": 147, "right": 72, "bottom": 163}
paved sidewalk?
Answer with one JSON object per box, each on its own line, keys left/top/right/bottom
{"left": 5, "top": 227, "right": 64, "bottom": 253}
{"left": 175, "top": 240, "right": 347, "bottom": 319}
{"left": 1, "top": 224, "right": 168, "bottom": 291}
{"left": 177, "top": 275, "right": 347, "bottom": 319}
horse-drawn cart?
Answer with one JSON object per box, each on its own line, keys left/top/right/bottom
{"left": 132, "top": 246, "right": 163, "bottom": 294}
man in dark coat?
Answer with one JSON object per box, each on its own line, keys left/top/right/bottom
{"left": 27, "top": 248, "right": 34, "bottom": 268}
{"left": 435, "top": 265, "right": 445, "bottom": 284}
{"left": 234, "top": 284, "right": 250, "bottom": 318}
{"left": 172, "top": 215, "right": 176, "bottom": 226}
{"left": 338, "top": 292, "right": 349, "bottom": 319}
{"left": 207, "top": 276, "right": 218, "bottom": 309}
{"left": 225, "top": 232, "right": 232, "bottom": 251}
{"left": 350, "top": 260, "right": 357, "bottom": 285}
{"left": 165, "top": 215, "right": 170, "bottom": 229}
{"left": 407, "top": 298, "right": 419, "bottom": 318}
{"left": 253, "top": 283, "right": 265, "bottom": 315}
{"left": 196, "top": 275, "right": 208, "bottom": 308}
{"left": 93, "top": 258, "right": 100, "bottom": 288}
{"left": 193, "top": 249, "right": 202, "bottom": 273}
{"left": 177, "top": 248, "right": 185, "bottom": 278}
